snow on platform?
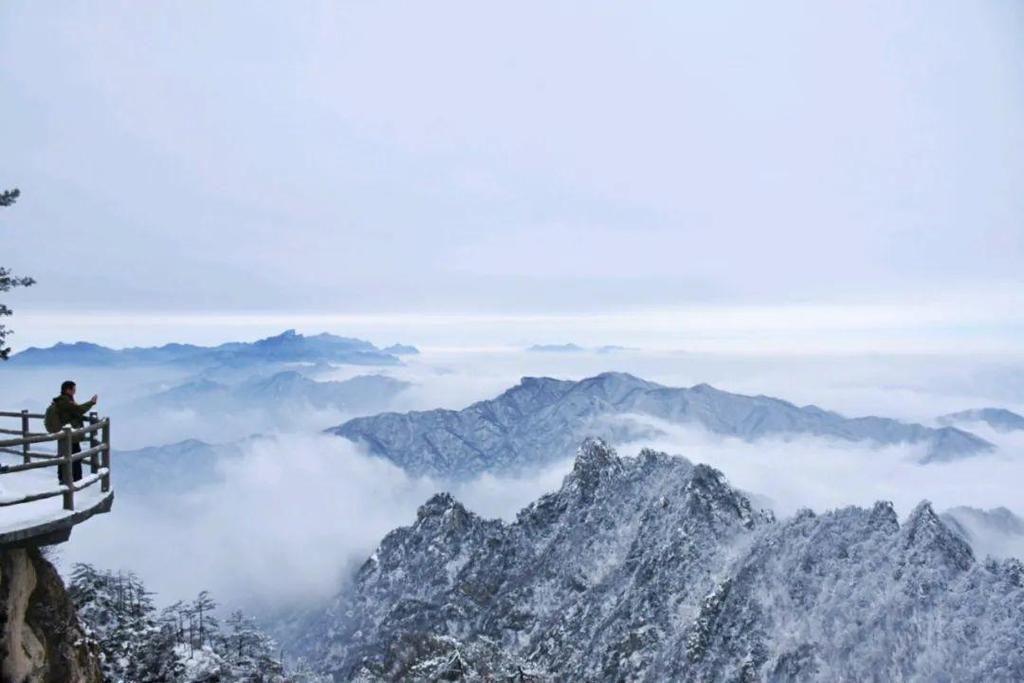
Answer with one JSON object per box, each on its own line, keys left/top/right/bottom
{"left": 0, "top": 462, "right": 113, "bottom": 548}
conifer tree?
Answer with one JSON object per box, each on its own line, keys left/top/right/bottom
{"left": 0, "top": 188, "right": 34, "bottom": 359}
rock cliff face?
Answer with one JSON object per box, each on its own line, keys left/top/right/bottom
{"left": 292, "top": 439, "right": 1024, "bottom": 682}
{"left": 0, "top": 546, "right": 102, "bottom": 683}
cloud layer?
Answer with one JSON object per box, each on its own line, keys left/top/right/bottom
{"left": 10, "top": 347, "right": 1019, "bottom": 613}
{"left": 61, "top": 434, "right": 571, "bottom": 611}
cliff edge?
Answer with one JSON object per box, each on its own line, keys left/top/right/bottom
{"left": 0, "top": 546, "right": 102, "bottom": 683}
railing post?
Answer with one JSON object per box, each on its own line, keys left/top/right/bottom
{"left": 61, "top": 427, "right": 75, "bottom": 511}
{"left": 100, "top": 419, "right": 111, "bottom": 493}
{"left": 20, "top": 410, "right": 29, "bottom": 464}
{"left": 88, "top": 412, "right": 100, "bottom": 474}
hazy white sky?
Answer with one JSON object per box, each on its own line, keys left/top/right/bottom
{"left": 1, "top": 1, "right": 1022, "bottom": 349}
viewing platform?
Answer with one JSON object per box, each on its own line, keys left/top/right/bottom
{"left": 0, "top": 410, "right": 113, "bottom": 549}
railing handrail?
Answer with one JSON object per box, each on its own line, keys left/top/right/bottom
{"left": 0, "top": 418, "right": 108, "bottom": 450}
{"left": 0, "top": 410, "right": 112, "bottom": 514}
{"left": 0, "top": 411, "right": 45, "bottom": 419}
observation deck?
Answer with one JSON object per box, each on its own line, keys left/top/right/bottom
{"left": 0, "top": 410, "right": 113, "bottom": 549}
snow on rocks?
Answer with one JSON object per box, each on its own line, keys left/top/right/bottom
{"left": 289, "top": 439, "right": 1024, "bottom": 682}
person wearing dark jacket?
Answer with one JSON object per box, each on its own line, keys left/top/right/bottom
{"left": 48, "top": 380, "right": 98, "bottom": 484}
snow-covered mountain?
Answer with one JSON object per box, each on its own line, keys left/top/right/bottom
{"left": 939, "top": 407, "right": 1024, "bottom": 432}
{"left": 288, "top": 440, "right": 1024, "bottom": 682}
{"left": 9, "top": 329, "right": 402, "bottom": 368}
{"left": 328, "top": 372, "right": 993, "bottom": 478}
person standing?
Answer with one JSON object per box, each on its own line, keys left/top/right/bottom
{"left": 45, "top": 380, "right": 98, "bottom": 483}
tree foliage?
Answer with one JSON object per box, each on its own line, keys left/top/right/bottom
{"left": 69, "top": 563, "right": 300, "bottom": 682}
{"left": 1, "top": 187, "right": 35, "bottom": 360}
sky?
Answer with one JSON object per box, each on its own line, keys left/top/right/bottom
{"left": 1, "top": 1, "right": 1023, "bottom": 352}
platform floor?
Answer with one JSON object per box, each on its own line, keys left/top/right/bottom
{"left": 0, "top": 464, "right": 114, "bottom": 548}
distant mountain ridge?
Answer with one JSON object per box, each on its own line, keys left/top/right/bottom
{"left": 146, "top": 371, "right": 410, "bottom": 414}
{"left": 9, "top": 329, "right": 403, "bottom": 367}
{"left": 527, "top": 343, "right": 634, "bottom": 353}
{"left": 328, "top": 372, "right": 994, "bottom": 478}
{"left": 527, "top": 343, "right": 585, "bottom": 353}
{"left": 382, "top": 344, "right": 419, "bottom": 356}
{"left": 289, "top": 439, "right": 1024, "bottom": 681}
{"left": 113, "top": 439, "right": 245, "bottom": 495}
{"left": 939, "top": 407, "right": 1024, "bottom": 432}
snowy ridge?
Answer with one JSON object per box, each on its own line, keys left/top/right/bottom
{"left": 289, "top": 439, "right": 1024, "bottom": 681}
{"left": 328, "top": 372, "right": 993, "bottom": 478}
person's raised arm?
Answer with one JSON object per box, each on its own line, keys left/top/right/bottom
{"left": 75, "top": 395, "right": 98, "bottom": 415}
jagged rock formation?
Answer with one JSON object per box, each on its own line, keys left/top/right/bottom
{"left": 0, "top": 547, "right": 102, "bottom": 683}
{"left": 329, "top": 372, "right": 993, "bottom": 478}
{"left": 291, "top": 440, "right": 1024, "bottom": 682}
{"left": 939, "top": 407, "right": 1024, "bottom": 432}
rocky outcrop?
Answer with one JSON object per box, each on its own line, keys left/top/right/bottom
{"left": 0, "top": 546, "right": 102, "bottom": 683}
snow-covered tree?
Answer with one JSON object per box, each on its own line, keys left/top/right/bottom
{"left": 222, "top": 610, "right": 286, "bottom": 681}
{"left": 69, "top": 564, "right": 163, "bottom": 682}
{"left": 70, "top": 563, "right": 289, "bottom": 682}
{"left": 0, "top": 187, "right": 35, "bottom": 360}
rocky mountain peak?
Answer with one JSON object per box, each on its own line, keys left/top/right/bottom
{"left": 566, "top": 437, "right": 624, "bottom": 503}
{"left": 902, "top": 501, "right": 974, "bottom": 571}
{"left": 869, "top": 500, "right": 900, "bottom": 532}
{"left": 416, "top": 492, "right": 468, "bottom": 522}
{"left": 572, "top": 436, "right": 618, "bottom": 471}
{"left": 684, "top": 463, "right": 760, "bottom": 529}
{"left": 288, "top": 437, "right": 1024, "bottom": 682}
{"left": 287, "top": 436, "right": 1024, "bottom": 681}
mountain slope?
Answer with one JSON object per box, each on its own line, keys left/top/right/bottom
{"left": 290, "top": 440, "right": 1024, "bottom": 682}
{"left": 328, "top": 372, "right": 993, "bottom": 477}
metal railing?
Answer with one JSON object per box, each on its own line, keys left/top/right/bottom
{"left": 0, "top": 410, "right": 111, "bottom": 512}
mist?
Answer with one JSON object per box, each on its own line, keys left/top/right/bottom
{"left": 614, "top": 416, "right": 1024, "bottom": 522}
{"left": 59, "top": 433, "right": 572, "bottom": 611}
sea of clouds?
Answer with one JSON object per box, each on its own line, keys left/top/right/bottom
{"left": 5, "top": 347, "right": 1022, "bottom": 615}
